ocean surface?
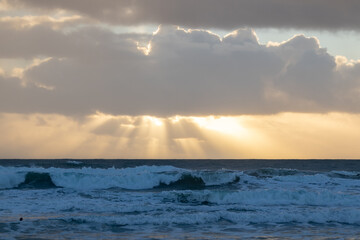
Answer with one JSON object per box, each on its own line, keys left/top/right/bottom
{"left": 1, "top": 159, "right": 360, "bottom": 239}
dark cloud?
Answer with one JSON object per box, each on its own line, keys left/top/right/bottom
{"left": 10, "top": 0, "right": 360, "bottom": 30}
{"left": 0, "top": 21, "right": 150, "bottom": 59}
{"left": 1, "top": 24, "right": 360, "bottom": 116}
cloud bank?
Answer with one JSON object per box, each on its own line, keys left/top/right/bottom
{"left": 1, "top": 23, "right": 360, "bottom": 116}
{"left": 9, "top": 0, "right": 360, "bottom": 30}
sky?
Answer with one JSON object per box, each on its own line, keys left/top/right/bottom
{"left": 1, "top": 0, "right": 360, "bottom": 159}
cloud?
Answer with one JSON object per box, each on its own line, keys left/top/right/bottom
{"left": 9, "top": 0, "right": 360, "bottom": 30}
{"left": 0, "top": 15, "right": 83, "bottom": 30}
{"left": 0, "top": 19, "right": 149, "bottom": 59}
{"left": 1, "top": 24, "right": 360, "bottom": 116}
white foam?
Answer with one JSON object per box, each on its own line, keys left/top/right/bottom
{"left": 2, "top": 166, "right": 360, "bottom": 230}
{"left": 3, "top": 186, "right": 360, "bottom": 226}
{"left": 66, "top": 160, "right": 83, "bottom": 165}
{"left": 0, "top": 167, "right": 26, "bottom": 189}
{"left": 196, "top": 170, "right": 240, "bottom": 186}
{"left": 50, "top": 165, "right": 186, "bottom": 190}
{"left": 0, "top": 165, "right": 187, "bottom": 190}
{"left": 55, "top": 205, "right": 360, "bottom": 226}
{"left": 162, "top": 188, "right": 360, "bottom": 207}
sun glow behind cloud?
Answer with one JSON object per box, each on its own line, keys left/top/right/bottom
{"left": 1, "top": 112, "right": 360, "bottom": 159}
{"left": 191, "top": 116, "right": 248, "bottom": 136}
{"left": 2, "top": 1, "right": 360, "bottom": 159}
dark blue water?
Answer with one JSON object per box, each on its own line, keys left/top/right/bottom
{"left": 1, "top": 159, "right": 360, "bottom": 239}
{"left": 2, "top": 159, "right": 360, "bottom": 171}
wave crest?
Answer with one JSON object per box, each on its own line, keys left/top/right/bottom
{"left": 0, "top": 166, "right": 241, "bottom": 190}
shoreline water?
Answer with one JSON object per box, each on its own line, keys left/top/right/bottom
{"left": 1, "top": 160, "right": 360, "bottom": 239}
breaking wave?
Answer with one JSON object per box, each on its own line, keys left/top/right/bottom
{"left": 0, "top": 165, "right": 241, "bottom": 190}
{"left": 17, "top": 172, "right": 57, "bottom": 189}
{"left": 1, "top": 165, "right": 359, "bottom": 194}
{"left": 161, "top": 189, "right": 360, "bottom": 207}
{"left": 1, "top": 164, "right": 360, "bottom": 232}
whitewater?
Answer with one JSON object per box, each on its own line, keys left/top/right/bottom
{"left": 0, "top": 160, "right": 360, "bottom": 239}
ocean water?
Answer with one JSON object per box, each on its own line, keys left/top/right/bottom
{"left": 1, "top": 160, "right": 360, "bottom": 239}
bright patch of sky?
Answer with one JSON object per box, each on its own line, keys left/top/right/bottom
{"left": 108, "top": 25, "right": 158, "bottom": 34}
{"left": 204, "top": 28, "right": 355, "bottom": 61}
{"left": 255, "top": 28, "right": 360, "bottom": 61}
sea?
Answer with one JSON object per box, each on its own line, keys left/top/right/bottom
{"left": 1, "top": 159, "right": 360, "bottom": 239}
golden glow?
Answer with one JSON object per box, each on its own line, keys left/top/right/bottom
{"left": 176, "top": 26, "right": 220, "bottom": 39}
{"left": 173, "top": 138, "right": 205, "bottom": 158}
{"left": 136, "top": 42, "right": 152, "bottom": 56}
{"left": 191, "top": 116, "right": 247, "bottom": 136}
{"left": 0, "top": 57, "right": 52, "bottom": 79}
{"left": 0, "top": 15, "right": 82, "bottom": 29}
{"left": 1, "top": 112, "right": 360, "bottom": 159}
{"left": 0, "top": 57, "right": 55, "bottom": 89}
{"left": 144, "top": 116, "right": 163, "bottom": 126}
{"left": 0, "top": 0, "right": 10, "bottom": 11}
{"left": 123, "top": 8, "right": 133, "bottom": 16}
{"left": 153, "top": 25, "right": 161, "bottom": 35}
{"left": 335, "top": 55, "right": 360, "bottom": 70}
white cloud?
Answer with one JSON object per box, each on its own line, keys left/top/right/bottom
{"left": 1, "top": 24, "right": 360, "bottom": 116}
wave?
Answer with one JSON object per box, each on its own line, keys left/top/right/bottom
{"left": 1, "top": 165, "right": 359, "bottom": 191}
{"left": 245, "top": 168, "right": 360, "bottom": 181}
{"left": 0, "top": 166, "right": 241, "bottom": 190}
{"left": 0, "top": 167, "right": 27, "bottom": 189}
{"left": 66, "top": 160, "right": 83, "bottom": 165}
{"left": 156, "top": 174, "right": 206, "bottom": 190}
{"left": 58, "top": 207, "right": 360, "bottom": 226}
{"left": 2, "top": 165, "right": 360, "bottom": 229}
{"left": 245, "top": 168, "right": 302, "bottom": 178}
{"left": 161, "top": 189, "right": 360, "bottom": 207}
{"left": 328, "top": 170, "right": 360, "bottom": 180}
{"left": 17, "top": 172, "right": 57, "bottom": 189}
